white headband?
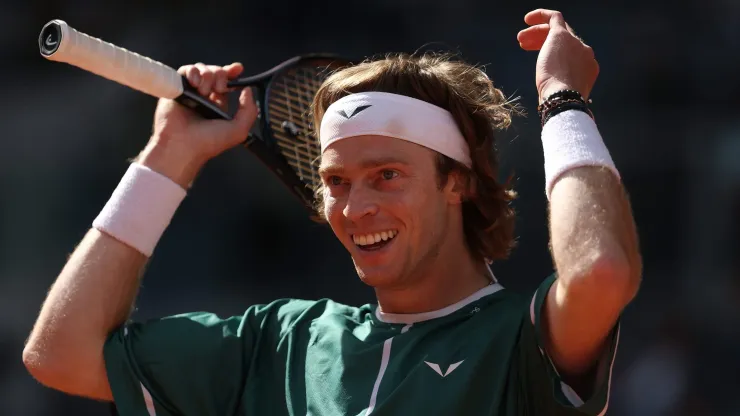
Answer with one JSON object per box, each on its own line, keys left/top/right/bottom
{"left": 319, "top": 91, "right": 472, "bottom": 167}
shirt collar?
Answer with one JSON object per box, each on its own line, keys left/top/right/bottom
{"left": 374, "top": 278, "right": 504, "bottom": 324}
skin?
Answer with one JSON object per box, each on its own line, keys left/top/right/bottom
{"left": 22, "top": 8, "right": 640, "bottom": 404}
{"left": 518, "top": 9, "right": 642, "bottom": 385}
{"left": 22, "top": 63, "right": 258, "bottom": 401}
{"left": 319, "top": 136, "right": 490, "bottom": 314}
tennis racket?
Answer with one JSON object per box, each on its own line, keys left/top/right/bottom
{"left": 38, "top": 19, "right": 354, "bottom": 218}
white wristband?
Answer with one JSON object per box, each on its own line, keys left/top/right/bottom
{"left": 92, "top": 163, "right": 187, "bottom": 257}
{"left": 541, "top": 110, "right": 620, "bottom": 200}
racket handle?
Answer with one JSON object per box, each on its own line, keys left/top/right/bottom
{"left": 38, "top": 20, "right": 231, "bottom": 120}
{"left": 39, "top": 19, "right": 183, "bottom": 100}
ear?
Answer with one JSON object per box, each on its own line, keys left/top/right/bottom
{"left": 442, "top": 171, "right": 469, "bottom": 205}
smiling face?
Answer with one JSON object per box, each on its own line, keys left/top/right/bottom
{"left": 311, "top": 53, "right": 520, "bottom": 284}
{"left": 319, "top": 135, "right": 463, "bottom": 288}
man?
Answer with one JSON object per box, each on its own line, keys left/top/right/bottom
{"left": 23, "top": 8, "right": 641, "bottom": 416}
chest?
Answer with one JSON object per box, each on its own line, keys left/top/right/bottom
{"left": 270, "top": 312, "right": 524, "bottom": 416}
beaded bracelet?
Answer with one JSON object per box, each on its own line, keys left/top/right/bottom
{"left": 537, "top": 90, "right": 594, "bottom": 127}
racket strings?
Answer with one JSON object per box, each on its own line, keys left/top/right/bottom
{"left": 268, "top": 65, "right": 329, "bottom": 189}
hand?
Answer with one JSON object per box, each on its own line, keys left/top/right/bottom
{"left": 137, "top": 62, "right": 258, "bottom": 188}
{"left": 517, "top": 9, "right": 599, "bottom": 103}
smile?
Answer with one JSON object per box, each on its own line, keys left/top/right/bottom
{"left": 352, "top": 229, "right": 398, "bottom": 250}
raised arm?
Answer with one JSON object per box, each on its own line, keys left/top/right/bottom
{"left": 518, "top": 9, "right": 642, "bottom": 384}
{"left": 545, "top": 164, "right": 640, "bottom": 377}
{"left": 22, "top": 62, "right": 257, "bottom": 400}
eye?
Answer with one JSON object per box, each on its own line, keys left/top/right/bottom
{"left": 381, "top": 170, "right": 398, "bottom": 180}
{"left": 328, "top": 176, "right": 343, "bottom": 186}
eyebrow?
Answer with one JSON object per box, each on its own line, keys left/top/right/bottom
{"left": 318, "top": 156, "right": 410, "bottom": 177}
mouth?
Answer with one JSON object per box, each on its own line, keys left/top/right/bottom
{"left": 352, "top": 229, "right": 398, "bottom": 251}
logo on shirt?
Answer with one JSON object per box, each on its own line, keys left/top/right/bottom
{"left": 424, "top": 360, "right": 464, "bottom": 378}
{"left": 337, "top": 104, "right": 371, "bottom": 119}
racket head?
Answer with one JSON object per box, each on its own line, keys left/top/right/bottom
{"left": 239, "top": 54, "right": 354, "bottom": 219}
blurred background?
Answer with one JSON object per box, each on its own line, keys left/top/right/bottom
{"left": 2, "top": 0, "right": 739, "bottom": 414}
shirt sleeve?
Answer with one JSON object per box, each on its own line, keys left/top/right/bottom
{"left": 103, "top": 300, "right": 300, "bottom": 416}
{"left": 517, "top": 274, "right": 621, "bottom": 415}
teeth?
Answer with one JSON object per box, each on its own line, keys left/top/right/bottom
{"left": 353, "top": 230, "right": 397, "bottom": 246}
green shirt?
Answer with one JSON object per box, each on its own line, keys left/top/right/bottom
{"left": 104, "top": 274, "right": 619, "bottom": 415}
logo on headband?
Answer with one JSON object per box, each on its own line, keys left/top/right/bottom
{"left": 337, "top": 104, "right": 372, "bottom": 119}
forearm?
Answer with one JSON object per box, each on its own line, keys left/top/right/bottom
{"left": 524, "top": 10, "right": 642, "bottom": 385}
{"left": 544, "top": 165, "right": 640, "bottom": 377}
{"left": 23, "top": 142, "right": 196, "bottom": 394}
{"left": 23, "top": 63, "right": 254, "bottom": 399}
{"left": 24, "top": 229, "right": 146, "bottom": 376}
{"left": 549, "top": 165, "right": 641, "bottom": 296}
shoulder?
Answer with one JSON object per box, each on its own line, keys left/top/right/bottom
{"left": 477, "top": 277, "right": 556, "bottom": 319}
{"left": 240, "top": 297, "right": 371, "bottom": 335}
{"left": 117, "top": 297, "right": 370, "bottom": 343}
{"left": 515, "top": 273, "right": 621, "bottom": 415}
{"left": 491, "top": 273, "right": 557, "bottom": 345}
{"left": 466, "top": 277, "right": 559, "bottom": 349}
{"left": 253, "top": 297, "right": 368, "bottom": 319}
{"left": 527, "top": 274, "right": 558, "bottom": 323}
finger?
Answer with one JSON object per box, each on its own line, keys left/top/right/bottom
{"left": 194, "top": 63, "right": 214, "bottom": 97}
{"left": 524, "top": 9, "right": 566, "bottom": 29}
{"left": 224, "top": 62, "right": 244, "bottom": 79}
{"left": 177, "top": 64, "right": 192, "bottom": 77}
{"left": 517, "top": 24, "right": 550, "bottom": 51}
{"left": 207, "top": 65, "right": 230, "bottom": 94}
{"left": 178, "top": 65, "right": 201, "bottom": 89}
{"left": 208, "top": 91, "right": 228, "bottom": 111}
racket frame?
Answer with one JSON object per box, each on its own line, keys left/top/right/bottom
{"left": 227, "top": 54, "right": 352, "bottom": 218}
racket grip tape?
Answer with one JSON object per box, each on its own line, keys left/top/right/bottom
{"left": 39, "top": 20, "right": 183, "bottom": 100}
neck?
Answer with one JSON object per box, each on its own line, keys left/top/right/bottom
{"left": 374, "top": 245, "right": 491, "bottom": 315}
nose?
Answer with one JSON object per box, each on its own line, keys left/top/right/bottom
{"left": 342, "top": 184, "right": 379, "bottom": 221}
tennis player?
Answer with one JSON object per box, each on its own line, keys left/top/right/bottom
{"left": 24, "top": 9, "right": 641, "bottom": 415}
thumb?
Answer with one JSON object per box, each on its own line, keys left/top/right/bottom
{"left": 199, "top": 88, "right": 257, "bottom": 151}
{"left": 229, "top": 87, "right": 258, "bottom": 141}
{"left": 524, "top": 9, "right": 568, "bottom": 32}
{"left": 547, "top": 11, "right": 566, "bottom": 29}
{"left": 518, "top": 24, "right": 550, "bottom": 51}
